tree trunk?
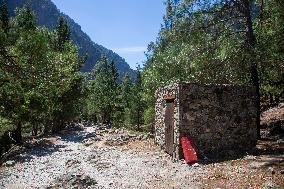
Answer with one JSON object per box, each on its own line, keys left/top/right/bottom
{"left": 44, "top": 124, "right": 50, "bottom": 135}
{"left": 13, "top": 122, "right": 22, "bottom": 144}
{"left": 251, "top": 63, "right": 261, "bottom": 139}
{"left": 275, "top": 95, "right": 280, "bottom": 105}
{"left": 242, "top": 0, "right": 261, "bottom": 139}
{"left": 52, "top": 120, "right": 62, "bottom": 134}
{"left": 137, "top": 109, "right": 140, "bottom": 131}
{"left": 32, "top": 124, "right": 38, "bottom": 136}
{"left": 269, "top": 93, "right": 274, "bottom": 106}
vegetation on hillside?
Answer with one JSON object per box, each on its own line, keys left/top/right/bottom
{"left": 7, "top": 0, "right": 136, "bottom": 79}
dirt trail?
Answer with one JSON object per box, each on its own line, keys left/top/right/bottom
{"left": 0, "top": 125, "right": 197, "bottom": 189}
{"left": 0, "top": 124, "right": 283, "bottom": 189}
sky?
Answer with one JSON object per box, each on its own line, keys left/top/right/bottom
{"left": 51, "top": 0, "right": 165, "bottom": 69}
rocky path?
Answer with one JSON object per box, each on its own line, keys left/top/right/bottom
{"left": 0, "top": 124, "right": 283, "bottom": 189}
{"left": 0, "top": 125, "right": 197, "bottom": 189}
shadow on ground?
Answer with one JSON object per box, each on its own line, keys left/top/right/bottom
{"left": 198, "top": 136, "right": 284, "bottom": 165}
{"left": 59, "top": 130, "right": 98, "bottom": 144}
{"left": 1, "top": 124, "right": 99, "bottom": 165}
{"left": 9, "top": 141, "right": 67, "bottom": 164}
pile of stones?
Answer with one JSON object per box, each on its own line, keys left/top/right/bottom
{"left": 48, "top": 174, "right": 99, "bottom": 189}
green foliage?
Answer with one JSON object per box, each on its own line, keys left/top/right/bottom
{"left": 0, "top": 5, "right": 86, "bottom": 145}
{"left": 14, "top": 5, "right": 36, "bottom": 31}
{"left": 116, "top": 74, "right": 133, "bottom": 127}
{"left": 121, "top": 74, "right": 132, "bottom": 109}
{"left": 145, "top": 0, "right": 248, "bottom": 87}
{"left": 143, "top": 0, "right": 284, "bottom": 122}
{"left": 143, "top": 106, "right": 155, "bottom": 130}
{"left": 85, "top": 62, "right": 146, "bottom": 131}
{"left": 0, "top": 116, "right": 13, "bottom": 136}
{"left": 128, "top": 70, "right": 145, "bottom": 130}
{"left": 0, "top": 0, "right": 9, "bottom": 33}
{"left": 255, "top": 0, "right": 284, "bottom": 99}
{"left": 55, "top": 16, "right": 70, "bottom": 52}
{"left": 86, "top": 55, "right": 119, "bottom": 124}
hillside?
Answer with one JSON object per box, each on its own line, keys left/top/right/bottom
{"left": 7, "top": 0, "right": 136, "bottom": 79}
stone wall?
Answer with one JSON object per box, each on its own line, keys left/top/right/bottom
{"left": 179, "top": 83, "right": 257, "bottom": 159}
{"left": 155, "top": 83, "right": 257, "bottom": 160}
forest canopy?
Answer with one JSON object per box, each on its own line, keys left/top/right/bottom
{"left": 142, "top": 0, "right": 284, "bottom": 137}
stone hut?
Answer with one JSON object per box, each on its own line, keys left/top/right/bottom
{"left": 155, "top": 83, "right": 257, "bottom": 160}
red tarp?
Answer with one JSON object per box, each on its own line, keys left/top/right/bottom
{"left": 181, "top": 136, "right": 198, "bottom": 164}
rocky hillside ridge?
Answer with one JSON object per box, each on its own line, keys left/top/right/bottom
{"left": 6, "top": 0, "right": 136, "bottom": 80}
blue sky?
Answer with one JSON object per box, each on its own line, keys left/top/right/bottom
{"left": 51, "top": 0, "right": 165, "bottom": 69}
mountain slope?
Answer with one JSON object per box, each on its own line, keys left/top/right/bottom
{"left": 7, "top": 0, "right": 136, "bottom": 79}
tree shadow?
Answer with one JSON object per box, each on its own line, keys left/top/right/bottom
{"left": 1, "top": 124, "right": 98, "bottom": 165}
{"left": 197, "top": 138, "right": 284, "bottom": 165}
{"left": 248, "top": 138, "right": 284, "bottom": 169}
{"left": 59, "top": 129, "right": 98, "bottom": 144}
{"left": 248, "top": 155, "right": 284, "bottom": 170}
{"left": 6, "top": 139, "right": 67, "bottom": 164}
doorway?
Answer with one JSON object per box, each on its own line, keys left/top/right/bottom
{"left": 165, "top": 100, "right": 174, "bottom": 155}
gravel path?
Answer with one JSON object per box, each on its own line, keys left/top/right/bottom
{"left": 1, "top": 124, "right": 282, "bottom": 189}
{"left": 0, "top": 125, "right": 198, "bottom": 189}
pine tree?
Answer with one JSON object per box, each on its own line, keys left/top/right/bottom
{"left": 56, "top": 16, "right": 70, "bottom": 51}
{"left": 90, "top": 55, "right": 119, "bottom": 125}
{"left": 121, "top": 74, "right": 132, "bottom": 108}
{"left": 109, "top": 60, "right": 119, "bottom": 101}
{"left": 163, "top": 0, "right": 175, "bottom": 29}
{"left": 6, "top": 5, "right": 37, "bottom": 143}
{"left": 0, "top": 5, "right": 84, "bottom": 152}
{"left": 130, "top": 68, "right": 145, "bottom": 131}
{"left": 0, "top": 0, "right": 9, "bottom": 33}
{"left": 15, "top": 5, "right": 36, "bottom": 31}
{"left": 120, "top": 74, "right": 133, "bottom": 127}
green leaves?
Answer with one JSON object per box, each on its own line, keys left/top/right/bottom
{"left": 0, "top": 0, "right": 9, "bottom": 33}
{"left": 55, "top": 16, "right": 71, "bottom": 52}
{"left": 14, "top": 5, "right": 36, "bottom": 31}
{"left": 142, "top": 0, "right": 284, "bottom": 129}
{"left": 87, "top": 55, "right": 119, "bottom": 124}
{"left": 254, "top": 0, "right": 284, "bottom": 98}
{"left": 0, "top": 5, "right": 85, "bottom": 138}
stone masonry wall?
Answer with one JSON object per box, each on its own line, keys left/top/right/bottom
{"left": 155, "top": 83, "right": 257, "bottom": 160}
{"left": 179, "top": 83, "right": 257, "bottom": 159}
